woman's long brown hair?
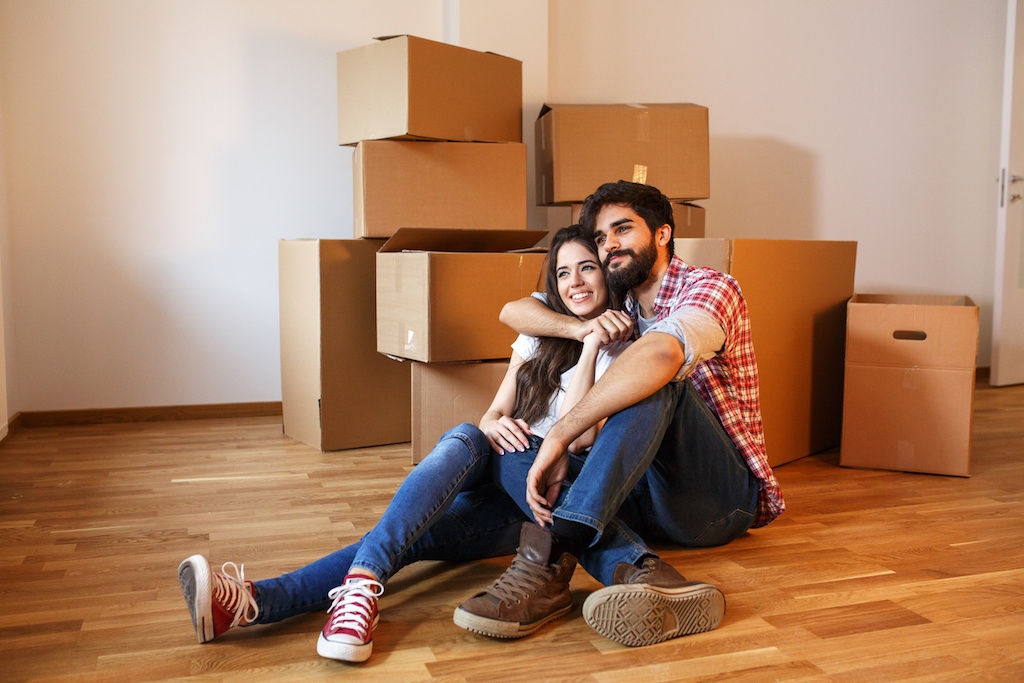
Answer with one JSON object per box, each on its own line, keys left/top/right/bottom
{"left": 510, "top": 225, "right": 618, "bottom": 426}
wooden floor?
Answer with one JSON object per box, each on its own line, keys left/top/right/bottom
{"left": 1, "top": 380, "right": 1022, "bottom": 682}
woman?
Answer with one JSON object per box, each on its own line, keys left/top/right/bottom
{"left": 177, "top": 225, "right": 636, "bottom": 663}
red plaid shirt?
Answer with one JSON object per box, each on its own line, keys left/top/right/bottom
{"left": 625, "top": 256, "right": 784, "bottom": 527}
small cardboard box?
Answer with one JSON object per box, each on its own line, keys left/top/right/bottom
{"left": 572, "top": 202, "right": 705, "bottom": 237}
{"left": 354, "top": 140, "right": 527, "bottom": 239}
{"left": 841, "top": 294, "right": 978, "bottom": 476}
{"left": 411, "top": 361, "right": 509, "bottom": 463}
{"left": 536, "top": 103, "right": 709, "bottom": 205}
{"left": 337, "top": 35, "right": 522, "bottom": 145}
{"left": 280, "top": 239, "right": 411, "bottom": 451}
{"left": 376, "top": 228, "right": 546, "bottom": 362}
{"left": 673, "top": 238, "right": 858, "bottom": 467}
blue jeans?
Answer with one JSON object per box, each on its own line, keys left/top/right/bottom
{"left": 253, "top": 424, "right": 523, "bottom": 623}
{"left": 252, "top": 422, "right": 654, "bottom": 623}
{"left": 553, "top": 379, "right": 760, "bottom": 549}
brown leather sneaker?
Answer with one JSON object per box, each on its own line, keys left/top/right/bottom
{"left": 582, "top": 556, "right": 725, "bottom": 647}
{"left": 453, "top": 522, "right": 577, "bottom": 638}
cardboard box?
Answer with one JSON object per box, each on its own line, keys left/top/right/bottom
{"left": 411, "top": 361, "right": 509, "bottom": 463}
{"left": 337, "top": 35, "right": 522, "bottom": 145}
{"left": 840, "top": 294, "right": 978, "bottom": 476}
{"left": 673, "top": 238, "right": 857, "bottom": 467}
{"left": 280, "top": 239, "right": 411, "bottom": 451}
{"left": 354, "top": 140, "right": 527, "bottom": 239}
{"left": 730, "top": 240, "right": 857, "bottom": 467}
{"left": 536, "top": 103, "right": 709, "bottom": 205}
{"left": 674, "top": 237, "right": 730, "bottom": 273}
{"left": 376, "top": 228, "right": 546, "bottom": 362}
{"left": 572, "top": 202, "right": 704, "bottom": 237}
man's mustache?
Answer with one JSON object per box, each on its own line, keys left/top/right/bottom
{"left": 603, "top": 250, "right": 636, "bottom": 269}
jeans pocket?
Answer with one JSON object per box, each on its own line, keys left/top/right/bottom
{"left": 693, "top": 507, "right": 755, "bottom": 547}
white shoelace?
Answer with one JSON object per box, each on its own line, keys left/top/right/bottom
{"left": 213, "top": 561, "right": 260, "bottom": 627}
{"left": 325, "top": 578, "right": 385, "bottom": 638}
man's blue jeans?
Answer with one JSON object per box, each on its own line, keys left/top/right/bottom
{"left": 556, "top": 379, "right": 760, "bottom": 548}
{"left": 252, "top": 423, "right": 653, "bottom": 623}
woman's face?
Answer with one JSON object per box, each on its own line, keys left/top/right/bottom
{"left": 555, "top": 239, "right": 609, "bottom": 320}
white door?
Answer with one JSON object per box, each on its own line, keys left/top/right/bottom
{"left": 994, "top": 0, "right": 1024, "bottom": 386}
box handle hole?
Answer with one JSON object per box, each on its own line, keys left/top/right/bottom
{"left": 893, "top": 330, "right": 927, "bottom": 341}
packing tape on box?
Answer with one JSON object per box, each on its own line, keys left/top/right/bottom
{"left": 635, "top": 108, "right": 651, "bottom": 142}
{"left": 633, "top": 164, "right": 648, "bottom": 184}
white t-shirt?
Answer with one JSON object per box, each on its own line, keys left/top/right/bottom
{"left": 511, "top": 333, "right": 627, "bottom": 439}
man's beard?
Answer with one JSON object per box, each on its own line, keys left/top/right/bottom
{"left": 604, "top": 239, "right": 658, "bottom": 298}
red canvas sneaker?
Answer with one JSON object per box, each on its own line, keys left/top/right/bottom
{"left": 178, "top": 554, "right": 259, "bottom": 643}
{"left": 316, "top": 574, "right": 385, "bottom": 663}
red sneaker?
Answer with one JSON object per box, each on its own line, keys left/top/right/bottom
{"left": 316, "top": 574, "right": 384, "bottom": 662}
{"left": 178, "top": 554, "right": 259, "bottom": 643}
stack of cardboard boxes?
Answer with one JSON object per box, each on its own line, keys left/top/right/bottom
{"left": 280, "top": 35, "right": 544, "bottom": 457}
{"left": 280, "top": 34, "right": 860, "bottom": 471}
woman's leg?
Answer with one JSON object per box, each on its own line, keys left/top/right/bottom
{"left": 253, "top": 423, "right": 523, "bottom": 623}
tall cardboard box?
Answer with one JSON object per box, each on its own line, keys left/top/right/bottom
{"left": 572, "top": 202, "right": 705, "bottom": 237}
{"left": 536, "top": 103, "right": 709, "bottom": 205}
{"left": 411, "top": 361, "right": 509, "bottom": 463}
{"left": 354, "top": 141, "right": 527, "bottom": 238}
{"left": 280, "top": 239, "right": 411, "bottom": 451}
{"left": 337, "top": 35, "right": 522, "bottom": 145}
{"left": 730, "top": 240, "right": 857, "bottom": 467}
{"left": 841, "top": 294, "right": 978, "bottom": 476}
{"left": 672, "top": 238, "right": 857, "bottom": 467}
{"left": 376, "top": 228, "right": 546, "bottom": 362}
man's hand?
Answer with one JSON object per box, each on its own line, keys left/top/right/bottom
{"left": 575, "top": 310, "right": 633, "bottom": 344}
{"left": 480, "top": 414, "right": 531, "bottom": 454}
{"left": 525, "top": 436, "right": 570, "bottom": 526}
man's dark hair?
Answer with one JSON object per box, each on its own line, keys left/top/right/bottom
{"left": 578, "top": 180, "right": 675, "bottom": 258}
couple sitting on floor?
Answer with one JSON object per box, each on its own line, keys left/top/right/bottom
{"left": 177, "top": 181, "right": 785, "bottom": 663}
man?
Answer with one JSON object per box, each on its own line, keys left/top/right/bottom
{"left": 454, "top": 181, "right": 784, "bottom": 647}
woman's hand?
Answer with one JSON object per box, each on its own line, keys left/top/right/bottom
{"left": 479, "top": 412, "right": 532, "bottom": 454}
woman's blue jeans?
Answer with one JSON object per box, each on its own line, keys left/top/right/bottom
{"left": 252, "top": 422, "right": 656, "bottom": 623}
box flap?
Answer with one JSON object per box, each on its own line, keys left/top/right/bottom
{"left": 380, "top": 227, "right": 546, "bottom": 253}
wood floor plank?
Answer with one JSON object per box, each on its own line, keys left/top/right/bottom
{"left": 0, "top": 381, "right": 1022, "bottom": 679}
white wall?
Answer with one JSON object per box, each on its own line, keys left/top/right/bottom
{"left": 0, "top": 0, "right": 1006, "bottom": 416}
{"left": 0, "top": 0, "right": 547, "bottom": 413}
{"left": 548, "top": 0, "right": 1006, "bottom": 366}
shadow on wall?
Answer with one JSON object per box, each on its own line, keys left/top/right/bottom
{"left": 708, "top": 137, "right": 818, "bottom": 241}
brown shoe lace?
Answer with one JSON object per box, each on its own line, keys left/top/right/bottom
{"left": 486, "top": 554, "right": 553, "bottom": 605}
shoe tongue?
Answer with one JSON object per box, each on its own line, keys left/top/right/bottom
{"left": 519, "top": 523, "right": 552, "bottom": 564}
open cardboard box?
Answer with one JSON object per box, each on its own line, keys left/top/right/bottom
{"left": 337, "top": 35, "right": 522, "bottom": 145}
{"left": 354, "top": 140, "right": 526, "bottom": 239}
{"left": 376, "top": 228, "right": 546, "bottom": 363}
{"left": 280, "top": 239, "right": 411, "bottom": 451}
{"left": 536, "top": 103, "right": 709, "bottom": 205}
{"left": 841, "top": 294, "right": 978, "bottom": 476}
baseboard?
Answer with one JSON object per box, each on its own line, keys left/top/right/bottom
{"left": 9, "top": 402, "right": 283, "bottom": 429}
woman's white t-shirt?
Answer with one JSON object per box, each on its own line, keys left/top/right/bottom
{"left": 511, "top": 333, "right": 627, "bottom": 439}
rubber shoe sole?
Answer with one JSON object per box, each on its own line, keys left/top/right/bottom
{"left": 316, "top": 632, "right": 373, "bottom": 663}
{"left": 453, "top": 602, "right": 572, "bottom": 639}
{"left": 178, "top": 554, "right": 214, "bottom": 643}
{"left": 582, "top": 582, "right": 725, "bottom": 647}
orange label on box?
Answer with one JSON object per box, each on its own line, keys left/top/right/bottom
{"left": 632, "top": 164, "right": 648, "bottom": 184}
